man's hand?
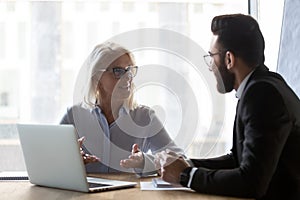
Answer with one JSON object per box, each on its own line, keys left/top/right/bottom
{"left": 120, "top": 144, "right": 144, "bottom": 169}
{"left": 78, "top": 137, "right": 100, "bottom": 165}
{"left": 155, "top": 150, "right": 190, "bottom": 184}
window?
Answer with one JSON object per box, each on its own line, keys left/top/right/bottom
{"left": 255, "top": 0, "right": 285, "bottom": 72}
{"left": 0, "top": 0, "right": 254, "bottom": 171}
{"left": 0, "top": 92, "right": 8, "bottom": 106}
{"left": 0, "top": 22, "right": 5, "bottom": 59}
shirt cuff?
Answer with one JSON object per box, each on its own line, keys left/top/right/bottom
{"left": 187, "top": 167, "right": 198, "bottom": 188}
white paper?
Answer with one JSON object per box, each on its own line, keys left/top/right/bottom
{"left": 140, "top": 178, "right": 191, "bottom": 191}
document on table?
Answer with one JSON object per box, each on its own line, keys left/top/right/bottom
{"left": 140, "top": 178, "right": 191, "bottom": 191}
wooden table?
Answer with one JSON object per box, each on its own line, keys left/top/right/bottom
{"left": 1, "top": 173, "right": 253, "bottom": 200}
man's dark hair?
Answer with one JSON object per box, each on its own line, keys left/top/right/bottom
{"left": 211, "top": 14, "right": 265, "bottom": 67}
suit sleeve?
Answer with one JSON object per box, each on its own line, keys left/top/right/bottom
{"left": 189, "top": 82, "right": 292, "bottom": 198}
{"left": 191, "top": 153, "right": 236, "bottom": 169}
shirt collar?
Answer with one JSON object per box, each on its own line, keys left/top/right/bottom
{"left": 235, "top": 69, "right": 255, "bottom": 99}
{"left": 92, "top": 104, "right": 130, "bottom": 117}
{"left": 119, "top": 105, "right": 130, "bottom": 116}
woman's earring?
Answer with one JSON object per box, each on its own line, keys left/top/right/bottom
{"left": 95, "top": 90, "right": 99, "bottom": 100}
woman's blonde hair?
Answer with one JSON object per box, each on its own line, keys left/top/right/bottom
{"left": 82, "top": 41, "right": 137, "bottom": 110}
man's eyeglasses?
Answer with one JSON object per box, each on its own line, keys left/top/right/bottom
{"left": 203, "top": 51, "right": 222, "bottom": 71}
{"left": 100, "top": 66, "right": 138, "bottom": 79}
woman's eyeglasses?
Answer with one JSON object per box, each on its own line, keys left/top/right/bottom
{"left": 100, "top": 66, "right": 138, "bottom": 79}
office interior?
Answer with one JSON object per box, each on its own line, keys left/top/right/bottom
{"left": 0, "top": 0, "right": 298, "bottom": 174}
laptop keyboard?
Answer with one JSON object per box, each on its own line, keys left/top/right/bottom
{"left": 88, "top": 182, "right": 111, "bottom": 188}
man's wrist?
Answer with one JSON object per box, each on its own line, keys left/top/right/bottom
{"left": 179, "top": 167, "right": 192, "bottom": 187}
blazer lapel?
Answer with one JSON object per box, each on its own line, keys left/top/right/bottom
{"left": 71, "top": 106, "right": 105, "bottom": 159}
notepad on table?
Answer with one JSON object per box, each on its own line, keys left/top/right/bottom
{"left": 152, "top": 177, "right": 174, "bottom": 188}
{"left": 140, "top": 177, "right": 191, "bottom": 191}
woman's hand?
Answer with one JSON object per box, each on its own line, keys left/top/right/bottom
{"left": 78, "top": 137, "right": 100, "bottom": 165}
{"left": 120, "top": 144, "right": 144, "bottom": 169}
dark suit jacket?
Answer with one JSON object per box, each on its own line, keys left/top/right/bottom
{"left": 188, "top": 65, "right": 300, "bottom": 200}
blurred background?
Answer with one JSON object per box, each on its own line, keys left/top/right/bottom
{"left": 0, "top": 0, "right": 284, "bottom": 171}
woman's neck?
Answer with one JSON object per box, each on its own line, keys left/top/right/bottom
{"left": 99, "top": 98, "right": 123, "bottom": 125}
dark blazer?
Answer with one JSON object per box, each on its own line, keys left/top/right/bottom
{"left": 188, "top": 65, "right": 300, "bottom": 200}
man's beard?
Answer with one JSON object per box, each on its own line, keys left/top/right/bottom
{"left": 214, "top": 62, "right": 235, "bottom": 94}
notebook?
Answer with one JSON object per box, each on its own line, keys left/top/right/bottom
{"left": 17, "top": 124, "right": 137, "bottom": 192}
{"left": 152, "top": 177, "right": 173, "bottom": 188}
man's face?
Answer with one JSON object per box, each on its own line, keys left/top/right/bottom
{"left": 209, "top": 36, "right": 235, "bottom": 94}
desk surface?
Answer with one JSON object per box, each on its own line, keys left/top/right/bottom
{"left": 1, "top": 173, "right": 253, "bottom": 200}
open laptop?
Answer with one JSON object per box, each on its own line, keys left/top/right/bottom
{"left": 17, "top": 124, "right": 137, "bottom": 192}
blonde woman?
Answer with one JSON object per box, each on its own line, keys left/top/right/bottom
{"left": 60, "top": 42, "right": 184, "bottom": 175}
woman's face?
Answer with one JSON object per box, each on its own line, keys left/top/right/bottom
{"left": 98, "top": 54, "right": 134, "bottom": 102}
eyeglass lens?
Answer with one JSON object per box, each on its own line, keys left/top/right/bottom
{"left": 112, "top": 66, "right": 137, "bottom": 79}
{"left": 204, "top": 55, "right": 212, "bottom": 67}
